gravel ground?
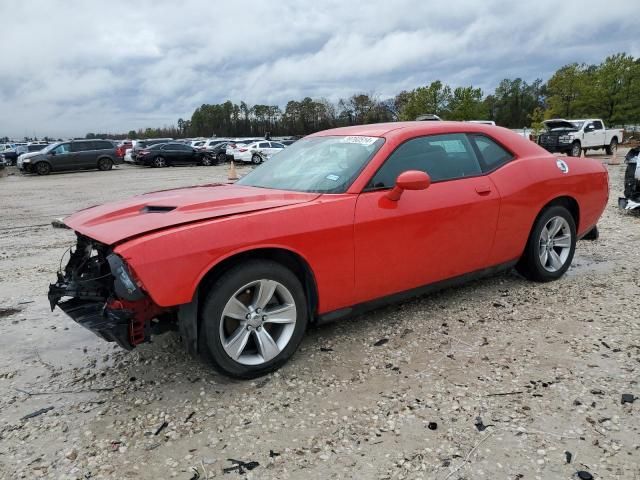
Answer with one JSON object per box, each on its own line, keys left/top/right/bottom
{"left": 0, "top": 154, "right": 638, "bottom": 480}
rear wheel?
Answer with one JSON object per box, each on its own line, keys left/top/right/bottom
{"left": 217, "top": 152, "right": 226, "bottom": 163}
{"left": 199, "top": 260, "right": 308, "bottom": 378}
{"left": 97, "top": 157, "right": 113, "bottom": 171}
{"left": 152, "top": 156, "right": 166, "bottom": 168}
{"left": 516, "top": 205, "right": 576, "bottom": 282}
{"left": 252, "top": 154, "right": 262, "bottom": 165}
{"left": 35, "top": 162, "right": 51, "bottom": 175}
{"left": 201, "top": 156, "right": 213, "bottom": 166}
{"left": 605, "top": 138, "right": 618, "bottom": 155}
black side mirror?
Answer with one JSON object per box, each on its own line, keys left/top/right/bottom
{"left": 50, "top": 150, "right": 56, "bottom": 156}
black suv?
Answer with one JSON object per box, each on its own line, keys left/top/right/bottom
{"left": 20, "top": 140, "right": 118, "bottom": 175}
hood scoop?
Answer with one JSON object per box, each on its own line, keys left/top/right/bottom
{"left": 141, "top": 205, "right": 177, "bottom": 213}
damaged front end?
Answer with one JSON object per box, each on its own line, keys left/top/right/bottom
{"left": 48, "top": 234, "right": 168, "bottom": 350}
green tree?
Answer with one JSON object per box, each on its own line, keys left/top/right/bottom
{"left": 448, "top": 86, "right": 487, "bottom": 120}
{"left": 399, "top": 81, "right": 452, "bottom": 120}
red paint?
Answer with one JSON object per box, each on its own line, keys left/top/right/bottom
{"left": 64, "top": 122, "right": 608, "bottom": 315}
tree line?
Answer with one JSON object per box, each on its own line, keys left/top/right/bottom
{"left": 80, "top": 52, "right": 639, "bottom": 140}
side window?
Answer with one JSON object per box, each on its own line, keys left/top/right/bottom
{"left": 53, "top": 143, "right": 71, "bottom": 154}
{"left": 271, "top": 142, "right": 284, "bottom": 148}
{"left": 368, "top": 133, "right": 482, "bottom": 188}
{"left": 258, "top": 142, "right": 270, "bottom": 149}
{"left": 593, "top": 121, "right": 603, "bottom": 130}
{"left": 469, "top": 135, "right": 513, "bottom": 172}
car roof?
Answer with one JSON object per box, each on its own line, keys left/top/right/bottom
{"left": 308, "top": 121, "right": 503, "bottom": 139}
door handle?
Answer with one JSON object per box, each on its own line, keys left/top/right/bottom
{"left": 475, "top": 184, "right": 492, "bottom": 195}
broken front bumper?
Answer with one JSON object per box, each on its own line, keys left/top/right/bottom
{"left": 48, "top": 234, "right": 164, "bottom": 350}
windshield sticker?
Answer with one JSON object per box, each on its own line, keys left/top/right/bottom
{"left": 341, "top": 136, "right": 378, "bottom": 145}
{"left": 326, "top": 174, "right": 340, "bottom": 181}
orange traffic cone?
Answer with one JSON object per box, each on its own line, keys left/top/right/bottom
{"left": 580, "top": 148, "right": 585, "bottom": 158}
{"left": 228, "top": 161, "right": 238, "bottom": 181}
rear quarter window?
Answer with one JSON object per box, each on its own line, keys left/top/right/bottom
{"left": 469, "top": 135, "right": 514, "bottom": 172}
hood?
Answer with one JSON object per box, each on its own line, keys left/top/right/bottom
{"left": 543, "top": 119, "right": 578, "bottom": 132}
{"left": 65, "top": 183, "right": 320, "bottom": 245}
{"left": 20, "top": 151, "right": 45, "bottom": 160}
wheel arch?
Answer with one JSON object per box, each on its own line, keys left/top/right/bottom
{"left": 179, "top": 247, "right": 319, "bottom": 355}
{"left": 533, "top": 195, "right": 580, "bottom": 235}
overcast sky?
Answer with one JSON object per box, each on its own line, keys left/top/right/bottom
{"left": 0, "top": 0, "right": 637, "bottom": 138}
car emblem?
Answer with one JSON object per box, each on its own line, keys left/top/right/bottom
{"left": 556, "top": 159, "right": 569, "bottom": 174}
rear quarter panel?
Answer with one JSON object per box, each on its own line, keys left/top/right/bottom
{"left": 487, "top": 155, "right": 608, "bottom": 266}
{"left": 113, "top": 196, "right": 358, "bottom": 312}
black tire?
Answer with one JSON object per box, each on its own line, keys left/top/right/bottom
{"left": 251, "top": 154, "right": 262, "bottom": 165}
{"left": 35, "top": 161, "right": 51, "bottom": 176}
{"left": 569, "top": 142, "right": 581, "bottom": 157}
{"left": 217, "top": 152, "right": 226, "bottom": 164}
{"left": 201, "top": 156, "right": 213, "bottom": 166}
{"left": 97, "top": 157, "right": 113, "bottom": 171}
{"left": 152, "top": 156, "right": 167, "bottom": 168}
{"left": 516, "top": 205, "right": 576, "bottom": 282}
{"left": 199, "top": 260, "right": 308, "bottom": 378}
{"left": 605, "top": 138, "right": 618, "bottom": 155}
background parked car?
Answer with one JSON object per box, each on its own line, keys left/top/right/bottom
{"left": 225, "top": 139, "right": 261, "bottom": 161}
{"left": 131, "top": 138, "right": 172, "bottom": 162}
{"left": 136, "top": 142, "right": 214, "bottom": 167}
{"left": 115, "top": 140, "right": 132, "bottom": 159}
{"left": 20, "top": 139, "right": 118, "bottom": 175}
{"left": 235, "top": 141, "right": 286, "bottom": 164}
{"left": 3, "top": 143, "right": 49, "bottom": 166}
{"left": 206, "top": 141, "right": 233, "bottom": 164}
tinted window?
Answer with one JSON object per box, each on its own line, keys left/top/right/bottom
{"left": 470, "top": 135, "right": 513, "bottom": 171}
{"left": 94, "top": 141, "right": 113, "bottom": 150}
{"left": 369, "top": 133, "right": 481, "bottom": 188}
{"left": 270, "top": 142, "right": 285, "bottom": 148}
{"left": 71, "top": 142, "right": 93, "bottom": 152}
{"left": 27, "top": 145, "right": 46, "bottom": 152}
{"left": 258, "top": 142, "right": 270, "bottom": 149}
{"left": 593, "top": 121, "right": 603, "bottom": 130}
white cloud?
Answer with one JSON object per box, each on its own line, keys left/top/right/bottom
{"left": 0, "top": 0, "right": 637, "bottom": 137}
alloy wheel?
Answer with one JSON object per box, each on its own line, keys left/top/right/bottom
{"left": 538, "top": 216, "right": 572, "bottom": 272}
{"left": 219, "top": 279, "right": 297, "bottom": 366}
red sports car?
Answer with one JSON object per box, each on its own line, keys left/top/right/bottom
{"left": 49, "top": 122, "right": 608, "bottom": 378}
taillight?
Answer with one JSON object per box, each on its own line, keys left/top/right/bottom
{"left": 239, "top": 148, "right": 247, "bottom": 152}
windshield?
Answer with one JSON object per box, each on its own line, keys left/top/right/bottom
{"left": 40, "top": 143, "right": 59, "bottom": 153}
{"left": 237, "top": 136, "right": 385, "bottom": 193}
{"left": 571, "top": 121, "right": 584, "bottom": 129}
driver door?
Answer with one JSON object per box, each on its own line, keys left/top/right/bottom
{"left": 583, "top": 121, "right": 605, "bottom": 148}
{"left": 352, "top": 133, "right": 501, "bottom": 304}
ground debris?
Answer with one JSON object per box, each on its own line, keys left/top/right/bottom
{"left": 21, "top": 406, "right": 54, "bottom": 421}
{"left": 223, "top": 458, "right": 260, "bottom": 474}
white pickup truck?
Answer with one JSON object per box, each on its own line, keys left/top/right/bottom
{"left": 538, "top": 118, "right": 623, "bottom": 157}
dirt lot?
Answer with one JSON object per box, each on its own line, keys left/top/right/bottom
{"left": 0, "top": 154, "right": 638, "bottom": 480}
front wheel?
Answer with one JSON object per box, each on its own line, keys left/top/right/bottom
{"left": 199, "top": 260, "right": 308, "bottom": 378}
{"left": 251, "top": 154, "right": 262, "bottom": 165}
{"left": 516, "top": 205, "right": 576, "bottom": 282}
{"left": 217, "top": 152, "right": 226, "bottom": 163}
{"left": 201, "top": 156, "right": 213, "bottom": 166}
{"left": 569, "top": 142, "right": 581, "bottom": 157}
{"left": 35, "top": 162, "right": 51, "bottom": 175}
{"left": 605, "top": 138, "right": 618, "bottom": 155}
